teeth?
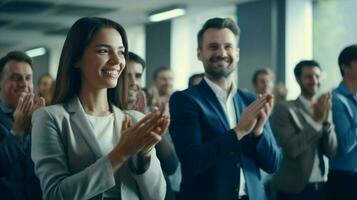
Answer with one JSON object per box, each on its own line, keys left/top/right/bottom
{"left": 102, "top": 69, "right": 119, "bottom": 78}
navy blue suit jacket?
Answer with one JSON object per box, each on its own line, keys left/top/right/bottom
{"left": 0, "top": 101, "right": 42, "bottom": 200}
{"left": 169, "top": 80, "right": 282, "bottom": 200}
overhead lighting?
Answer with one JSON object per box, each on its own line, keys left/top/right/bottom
{"left": 26, "top": 47, "right": 46, "bottom": 58}
{"left": 149, "top": 7, "right": 186, "bottom": 22}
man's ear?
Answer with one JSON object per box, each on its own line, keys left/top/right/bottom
{"left": 197, "top": 48, "right": 202, "bottom": 61}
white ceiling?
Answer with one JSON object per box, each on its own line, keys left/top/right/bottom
{"left": 0, "top": 0, "right": 255, "bottom": 52}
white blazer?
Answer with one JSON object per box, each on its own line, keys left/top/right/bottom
{"left": 31, "top": 97, "right": 166, "bottom": 200}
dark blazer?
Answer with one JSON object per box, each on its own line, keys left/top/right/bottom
{"left": 270, "top": 98, "right": 337, "bottom": 194}
{"left": 169, "top": 80, "right": 282, "bottom": 200}
{"left": 0, "top": 101, "right": 42, "bottom": 200}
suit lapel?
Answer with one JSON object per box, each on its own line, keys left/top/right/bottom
{"left": 289, "top": 99, "right": 309, "bottom": 131}
{"left": 200, "top": 80, "right": 230, "bottom": 130}
{"left": 233, "top": 93, "right": 243, "bottom": 122}
{"left": 295, "top": 98, "right": 311, "bottom": 115}
{"left": 67, "top": 97, "right": 103, "bottom": 159}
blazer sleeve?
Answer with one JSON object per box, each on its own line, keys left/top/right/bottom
{"left": 125, "top": 110, "right": 166, "bottom": 200}
{"left": 238, "top": 90, "right": 282, "bottom": 173}
{"left": 271, "top": 102, "right": 322, "bottom": 158}
{"left": 169, "top": 91, "right": 241, "bottom": 177}
{"left": 0, "top": 124, "right": 27, "bottom": 177}
{"left": 253, "top": 122, "right": 282, "bottom": 174}
{"left": 31, "top": 108, "right": 116, "bottom": 200}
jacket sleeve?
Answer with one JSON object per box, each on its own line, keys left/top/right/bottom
{"left": 254, "top": 122, "right": 282, "bottom": 174}
{"left": 238, "top": 90, "right": 282, "bottom": 174}
{"left": 271, "top": 102, "right": 322, "bottom": 158}
{"left": 31, "top": 108, "right": 116, "bottom": 200}
{"left": 126, "top": 110, "right": 167, "bottom": 200}
{"left": 169, "top": 91, "right": 241, "bottom": 177}
{"left": 0, "top": 123, "right": 27, "bottom": 177}
{"left": 130, "top": 148, "right": 166, "bottom": 200}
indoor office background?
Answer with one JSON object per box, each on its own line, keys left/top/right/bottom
{"left": 0, "top": 0, "right": 355, "bottom": 99}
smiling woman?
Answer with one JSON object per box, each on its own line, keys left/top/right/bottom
{"left": 30, "top": 17, "right": 167, "bottom": 200}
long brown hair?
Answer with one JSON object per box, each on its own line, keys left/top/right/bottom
{"left": 52, "top": 17, "right": 128, "bottom": 108}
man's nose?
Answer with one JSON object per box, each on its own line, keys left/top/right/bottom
{"left": 217, "top": 46, "right": 227, "bottom": 57}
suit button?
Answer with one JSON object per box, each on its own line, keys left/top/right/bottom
{"left": 229, "top": 151, "right": 235, "bottom": 155}
{"left": 236, "top": 163, "right": 240, "bottom": 168}
{"left": 235, "top": 187, "right": 239, "bottom": 193}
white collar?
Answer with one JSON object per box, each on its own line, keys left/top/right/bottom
{"left": 298, "top": 95, "right": 314, "bottom": 112}
{"left": 204, "top": 76, "right": 237, "bottom": 101}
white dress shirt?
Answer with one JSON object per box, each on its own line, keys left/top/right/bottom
{"left": 85, "top": 113, "right": 121, "bottom": 198}
{"left": 205, "top": 77, "right": 247, "bottom": 197}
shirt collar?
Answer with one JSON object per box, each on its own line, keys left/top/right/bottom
{"left": 337, "top": 81, "right": 357, "bottom": 99}
{"left": 298, "top": 95, "right": 313, "bottom": 112}
{"left": 204, "top": 76, "right": 236, "bottom": 102}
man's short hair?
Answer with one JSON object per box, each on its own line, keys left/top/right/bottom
{"left": 0, "top": 51, "right": 32, "bottom": 80}
{"left": 338, "top": 45, "right": 357, "bottom": 77}
{"left": 153, "top": 66, "right": 171, "bottom": 81}
{"left": 294, "top": 60, "right": 321, "bottom": 79}
{"left": 197, "top": 17, "right": 240, "bottom": 49}
{"left": 128, "top": 52, "right": 145, "bottom": 70}
{"left": 252, "top": 68, "right": 275, "bottom": 84}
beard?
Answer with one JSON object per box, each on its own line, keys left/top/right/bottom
{"left": 300, "top": 84, "right": 319, "bottom": 98}
{"left": 205, "top": 56, "right": 235, "bottom": 79}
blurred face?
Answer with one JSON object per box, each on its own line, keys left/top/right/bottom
{"left": 297, "top": 66, "right": 321, "bottom": 98}
{"left": 155, "top": 70, "right": 173, "bottom": 96}
{"left": 0, "top": 60, "right": 33, "bottom": 109}
{"left": 198, "top": 28, "right": 239, "bottom": 79}
{"left": 77, "top": 27, "right": 126, "bottom": 91}
{"left": 254, "top": 73, "right": 274, "bottom": 94}
{"left": 191, "top": 76, "right": 203, "bottom": 86}
{"left": 127, "top": 60, "right": 144, "bottom": 103}
{"left": 343, "top": 60, "right": 357, "bottom": 82}
{"left": 38, "top": 76, "right": 53, "bottom": 96}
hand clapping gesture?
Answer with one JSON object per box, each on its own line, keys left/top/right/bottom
{"left": 234, "top": 94, "right": 274, "bottom": 140}
{"left": 312, "top": 92, "right": 331, "bottom": 124}
{"left": 109, "top": 107, "right": 169, "bottom": 171}
{"left": 12, "top": 94, "right": 45, "bottom": 139}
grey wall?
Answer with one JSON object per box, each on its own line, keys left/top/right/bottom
{"left": 236, "top": 0, "right": 285, "bottom": 90}
{"left": 32, "top": 50, "right": 50, "bottom": 87}
{"left": 145, "top": 20, "right": 171, "bottom": 86}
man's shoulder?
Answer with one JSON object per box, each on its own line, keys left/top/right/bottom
{"left": 236, "top": 89, "right": 256, "bottom": 102}
{"left": 171, "top": 85, "right": 201, "bottom": 100}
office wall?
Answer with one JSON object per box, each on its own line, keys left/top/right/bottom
{"left": 237, "top": 0, "right": 286, "bottom": 92}
{"left": 313, "top": 0, "right": 357, "bottom": 92}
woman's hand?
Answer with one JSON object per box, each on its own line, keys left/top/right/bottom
{"left": 108, "top": 108, "right": 169, "bottom": 171}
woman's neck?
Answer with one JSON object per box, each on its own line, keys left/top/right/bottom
{"left": 79, "top": 88, "right": 111, "bottom": 116}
